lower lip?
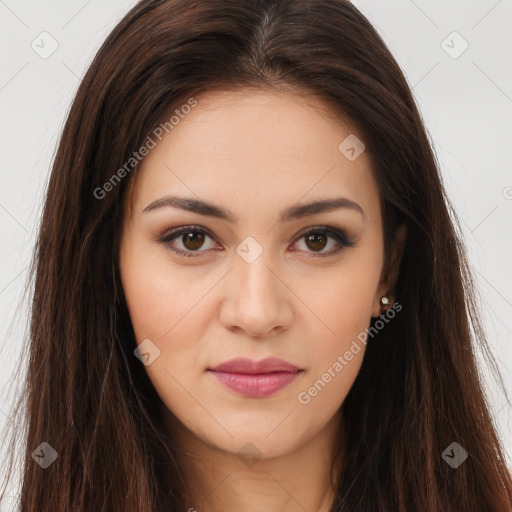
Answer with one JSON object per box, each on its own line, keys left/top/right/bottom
{"left": 208, "top": 370, "right": 301, "bottom": 398}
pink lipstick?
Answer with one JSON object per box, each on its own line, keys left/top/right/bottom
{"left": 207, "top": 357, "right": 303, "bottom": 398}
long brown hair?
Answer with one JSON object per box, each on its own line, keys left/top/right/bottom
{"left": 1, "top": 0, "right": 511, "bottom": 510}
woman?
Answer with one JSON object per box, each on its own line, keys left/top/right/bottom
{"left": 2, "top": 0, "right": 511, "bottom": 510}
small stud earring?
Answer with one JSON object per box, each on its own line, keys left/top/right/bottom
{"left": 380, "top": 296, "right": 389, "bottom": 305}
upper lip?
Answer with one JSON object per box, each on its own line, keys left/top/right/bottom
{"left": 208, "top": 357, "right": 301, "bottom": 374}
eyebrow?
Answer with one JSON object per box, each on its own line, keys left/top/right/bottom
{"left": 142, "top": 195, "right": 366, "bottom": 222}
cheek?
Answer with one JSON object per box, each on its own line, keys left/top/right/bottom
{"left": 120, "top": 242, "right": 215, "bottom": 345}
{"left": 119, "top": 245, "right": 224, "bottom": 423}
{"left": 297, "top": 252, "right": 382, "bottom": 404}
{"left": 120, "top": 248, "right": 216, "bottom": 426}
{"left": 307, "top": 251, "right": 382, "bottom": 340}
{"left": 295, "top": 300, "right": 370, "bottom": 419}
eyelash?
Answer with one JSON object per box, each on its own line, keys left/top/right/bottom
{"left": 158, "top": 224, "right": 355, "bottom": 259}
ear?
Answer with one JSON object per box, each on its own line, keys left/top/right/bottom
{"left": 371, "top": 223, "right": 407, "bottom": 317}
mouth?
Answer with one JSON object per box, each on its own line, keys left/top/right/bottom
{"left": 207, "top": 357, "right": 304, "bottom": 398}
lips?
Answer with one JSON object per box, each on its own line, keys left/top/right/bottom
{"left": 207, "top": 357, "right": 303, "bottom": 398}
{"left": 209, "top": 357, "right": 301, "bottom": 374}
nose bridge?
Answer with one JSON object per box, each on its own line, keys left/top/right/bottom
{"left": 220, "top": 236, "right": 293, "bottom": 336}
{"left": 238, "top": 249, "right": 277, "bottom": 301}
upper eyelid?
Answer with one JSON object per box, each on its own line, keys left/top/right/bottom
{"left": 161, "top": 225, "right": 217, "bottom": 242}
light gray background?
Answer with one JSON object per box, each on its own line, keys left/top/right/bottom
{"left": 1, "top": 0, "right": 511, "bottom": 507}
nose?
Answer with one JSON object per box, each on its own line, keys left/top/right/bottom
{"left": 219, "top": 250, "right": 294, "bottom": 338}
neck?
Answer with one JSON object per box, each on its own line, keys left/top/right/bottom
{"left": 163, "top": 409, "right": 344, "bottom": 512}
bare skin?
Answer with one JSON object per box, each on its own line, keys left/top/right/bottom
{"left": 119, "top": 88, "right": 404, "bottom": 512}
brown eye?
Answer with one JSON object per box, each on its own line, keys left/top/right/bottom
{"left": 159, "top": 226, "right": 218, "bottom": 258}
{"left": 304, "top": 232, "right": 328, "bottom": 252}
{"left": 292, "top": 226, "right": 354, "bottom": 257}
{"left": 160, "top": 225, "right": 353, "bottom": 259}
{"left": 182, "top": 231, "right": 205, "bottom": 251}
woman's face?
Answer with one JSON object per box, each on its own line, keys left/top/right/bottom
{"left": 119, "top": 89, "right": 387, "bottom": 460}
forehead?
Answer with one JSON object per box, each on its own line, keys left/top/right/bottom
{"left": 127, "top": 89, "right": 381, "bottom": 224}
